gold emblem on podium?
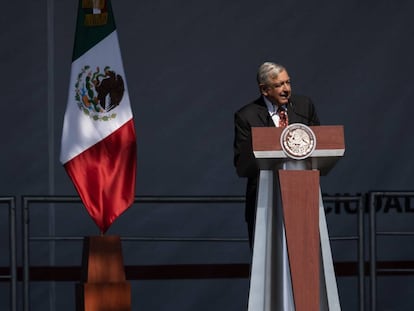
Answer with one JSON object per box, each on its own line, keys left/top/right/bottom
{"left": 280, "top": 123, "right": 316, "bottom": 160}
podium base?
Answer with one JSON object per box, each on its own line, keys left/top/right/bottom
{"left": 76, "top": 236, "right": 131, "bottom": 311}
{"left": 76, "top": 282, "right": 131, "bottom": 311}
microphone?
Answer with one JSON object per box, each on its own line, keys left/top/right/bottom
{"left": 278, "top": 104, "right": 288, "bottom": 112}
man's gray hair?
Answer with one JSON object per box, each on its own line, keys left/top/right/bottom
{"left": 256, "top": 62, "right": 286, "bottom": 85}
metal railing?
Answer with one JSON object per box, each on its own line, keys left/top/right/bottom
{"left": 369, "top": 191, "right": 414, "bottom": 311}
{"left": 20, "top": 194, "right": 365, "bottom": 311}
{"left": 324, "top": 195, "right": 365, "bottom": 311}
{"left": 0, "top": 196, "right": 17, "bottom": 311}
{"left": 21, "top": 195, "right": 247, "bottom": 311}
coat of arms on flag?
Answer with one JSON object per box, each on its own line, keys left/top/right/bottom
{"left": 75, "top": 65, "right": 125, "bottom": 121}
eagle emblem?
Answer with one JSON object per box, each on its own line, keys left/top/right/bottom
{"left": 74, "top": 65, "right": 125, "bottom": 121}
{"left": 280, "top": 123, "right": 316, "bottom": 160}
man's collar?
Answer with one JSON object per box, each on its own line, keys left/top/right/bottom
{"left": 263, "top": 96, "right": 275, "bottom": 113}
{"left": 262, "top": 96, "right": 286, "bottom": 113}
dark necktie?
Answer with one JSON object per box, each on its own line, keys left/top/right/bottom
{"left": 277, "top": 107, "right": 289, "bottom": 128}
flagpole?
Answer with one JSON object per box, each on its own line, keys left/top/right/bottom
{"left": 61, "top": 2, "right": 135, "bottom": 306}
{"left": 47, "top": 0, "right": 56, "bottom": 310}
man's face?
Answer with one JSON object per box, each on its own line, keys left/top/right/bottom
{"left": 261, "top": 70, "right": 291, "bottom": 106}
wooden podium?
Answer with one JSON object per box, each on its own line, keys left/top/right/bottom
{"left": 248, "top": 125, "right": 345, "bottom": 311}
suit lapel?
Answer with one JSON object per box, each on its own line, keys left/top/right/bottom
{"left": 255, "top": 97, "right": 274, "bottom": 127}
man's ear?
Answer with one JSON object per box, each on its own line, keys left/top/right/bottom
{"left": 259, "top": 84, "right": 267, "bottom": 96}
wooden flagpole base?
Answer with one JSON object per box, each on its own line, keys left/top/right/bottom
{"left": 76, "top": 236, "right": 131, "bottom": 311}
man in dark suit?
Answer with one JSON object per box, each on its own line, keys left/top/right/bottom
{"left": 233, "top": 62, "right": 320, "bottom": 247}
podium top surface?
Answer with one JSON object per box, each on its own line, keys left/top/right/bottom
{"left": 252, "top": 125, "right": 345, "bottom": 175}
{"left": 253, "top": 125, "right": 345, "bottom": 157}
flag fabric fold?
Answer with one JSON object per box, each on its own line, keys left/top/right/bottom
{"left": 60, "top": 0, "right": 136, "bottom": 233}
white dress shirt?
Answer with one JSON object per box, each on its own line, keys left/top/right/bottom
{"left": 263, "top": 96, "right": 287, "bottom": 127}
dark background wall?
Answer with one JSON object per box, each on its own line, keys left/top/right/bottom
{"left": 1, "top": 0, "right": 414, "bottom": 310}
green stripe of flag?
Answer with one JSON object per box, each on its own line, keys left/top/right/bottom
{"left": 72, "top": 0, "right": 117, "bottom": 61}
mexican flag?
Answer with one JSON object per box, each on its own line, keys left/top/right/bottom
{"left": 60, "top": 0, "right": 137, "bottom": 233}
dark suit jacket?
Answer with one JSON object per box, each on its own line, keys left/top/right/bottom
{"left": 233, "top": 95, "right": 320, "bottom": 237}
